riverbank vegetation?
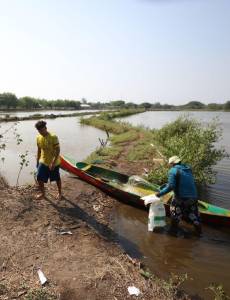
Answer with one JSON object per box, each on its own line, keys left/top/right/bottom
{"left": 1, "top": 92, "right": 230, "bottom": 111}
{"left": 81, "top": 111, "right": 228, "bottom": 187}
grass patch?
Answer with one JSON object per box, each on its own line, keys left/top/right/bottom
{"left": 25, "top": 288, "right": 57, "bottom": 300}
{"left": 81, "top": 117, "right": 132, "bottom": 134}
{"left": 0, "top": 283, "right": 7, "bottom": 295}
{"left": 98, "top": 145, "right": 123, "bottom": 159}
{"left": 111, "top": 130, "right": 139, "bottom": 144}
{"left": 127, "top": 142, "right": 156, "bottom": 161}
{"left": 84, "top": 145, "right": 123, "bottom": 163}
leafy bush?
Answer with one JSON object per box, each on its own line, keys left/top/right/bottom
{"left": 148, "top": 116, "right": 228, "bottom": 185}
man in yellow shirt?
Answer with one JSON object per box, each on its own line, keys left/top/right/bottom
{"left": 35, "top": 120, "right": 62, "bottom": 200}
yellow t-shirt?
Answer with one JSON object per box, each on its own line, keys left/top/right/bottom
{"left": 37, "top": 132, "right": 61, "bottom": 166}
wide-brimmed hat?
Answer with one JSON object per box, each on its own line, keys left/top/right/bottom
{"left": 168, "top": 155, "right": 181, "bottom": 164}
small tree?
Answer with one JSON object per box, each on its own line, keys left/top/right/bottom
{"left": 0, "top": 122, "right": 29, "bottom": 186}
{"left": 0, "top": 92, "right": 18, "bottom": 109}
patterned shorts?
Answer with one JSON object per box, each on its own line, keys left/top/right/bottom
{"left": 170, "top": 198, "right": 200, "bottom": 225}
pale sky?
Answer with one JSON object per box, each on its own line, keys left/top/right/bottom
{"left": 0, "top": 0, "right": 229, "bottom": 104}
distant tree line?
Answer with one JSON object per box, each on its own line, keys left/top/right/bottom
{"left": 88, "top": 100, "right": 230, "bottom": 111}
{"left": 0, "top": 92, "right": 230, "bottom": 111}
{"left": 0, "top": 93, "right": 81, "bottom": 110}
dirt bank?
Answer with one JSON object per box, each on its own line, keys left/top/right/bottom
{"left": 0, "top": 128, "right": 191, "bottom": 300}
{"left": 0, "top": 169, "right": 191, "bottom": 300}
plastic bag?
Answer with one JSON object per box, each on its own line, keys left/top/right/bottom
{"left": 128, "top": 175, "right": 158, "bottom": 190}
{"left": 141, "top": 194, "right": 161, "bottom": 206}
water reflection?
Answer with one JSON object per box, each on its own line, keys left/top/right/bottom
{"left": 113, "top": 203, "right": 230, "bottom": 298}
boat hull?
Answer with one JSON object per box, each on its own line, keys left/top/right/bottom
{"left": 60, "top": 155, "right": 230, "bottom": 227}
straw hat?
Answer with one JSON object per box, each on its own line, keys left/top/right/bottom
{"left": 168, "top": 155, "right": 181, "bottom": 164}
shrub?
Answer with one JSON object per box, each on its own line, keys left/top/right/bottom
{"left": 148, "top": 116, "right": 228, "bottom": 185}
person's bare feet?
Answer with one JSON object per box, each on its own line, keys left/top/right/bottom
{"left": 35, "top": 193, "right": 45, "bottom": 200}
{"left": 56, "top": 193, "right": 62, "bottom": 201}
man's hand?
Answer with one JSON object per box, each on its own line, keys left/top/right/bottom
{"left": 49, "top": 162, "right": 55, "bottom": 171}
{"left": 155, "top": 192, "right": 160, "bottom": 198}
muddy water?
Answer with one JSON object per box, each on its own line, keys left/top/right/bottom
{"left": 113, "top": 111, "right": 230, "bottom": 298}
{"left": 0, "top": 117, "right": 107, "bottom": 185}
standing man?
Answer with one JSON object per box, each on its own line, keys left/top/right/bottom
{"left": 35, "top": 120, "right": 62, "bottom": 200}
{"left": 156, "top": 156, "right": 201, "bottom": 235}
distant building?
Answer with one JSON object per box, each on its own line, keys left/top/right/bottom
{"left": 80, "top": 104, "right": 91, "bottom": 108}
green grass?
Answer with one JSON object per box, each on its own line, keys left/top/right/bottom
{"left": 110, "top": 130, "right": 139, "bottom": 144}
{"left": 25, "top": 288, "right": 57, "bottom": 300}
{"left": 81, "top": 117, "right": 132, "bottom": 134}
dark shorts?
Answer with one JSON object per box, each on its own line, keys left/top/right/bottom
{"left": 37, "top": 163, "right": 60, "bottom": 183}
{"left": 170, "top": 198, "right": 200, "bottom": 226}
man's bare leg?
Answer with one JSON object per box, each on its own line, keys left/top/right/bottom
{"left": 56, "top": 179, "right": 62, "bottom": 200}
{"left": 36, "top": 180, "right": 45, "bottom": 199}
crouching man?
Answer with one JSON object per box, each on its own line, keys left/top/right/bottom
{"left": 156, "top": 156, "right": 202, "bottom": 235}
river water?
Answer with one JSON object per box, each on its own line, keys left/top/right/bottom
{"left": 0, "top": 117, "right": 107, "bottom": 185}
{"left": 1, "top": 111, "right": 230, "bottom": 298}
{"left": 114, "top": 111, "right": 230, "bottom": 299}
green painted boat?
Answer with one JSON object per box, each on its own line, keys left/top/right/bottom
{"left": 60, "top": 155, "right": 230, "bottom": 227}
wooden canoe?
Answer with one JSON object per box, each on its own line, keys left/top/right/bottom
{"left": 60, "top": 155, "right": 230, "bottom": 227}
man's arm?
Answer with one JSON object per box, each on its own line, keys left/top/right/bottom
{"left": 50, "top": 145, "right": 60, "bottom": 169}
{"left": 37, "top": 147, "right": 41, "bottom": 167}
{"left": 49, "top": 135, "right": 60, "bottom": 170}
{"left": 156, "top": 169, "right": 176, "bottom": 197}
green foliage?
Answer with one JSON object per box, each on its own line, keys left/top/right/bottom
{"left": 98, "top": 109, "right": 145, "bottom": 120}
{"left": 81, "top": 117, "right": 131, "bottom": 134}
{"left": 181, "top": 101, "right": 206, "bottom": 110}
{"left": 25, "top": 288, "right": 57, "bottom": 300}
{"left": 0, "top": 122, "right": 30, "bottom": 186}
{"left": 140, "top": 102, "right": 152, "bottom": 109}
{"left": 0, "top": 283, "right": 7, "bottom": 295}
{"left": 207, "top": 103, "right": 224, "bottom": 111}
{"left": 148, "top": 116, "right": 228, "bottom": 185}
{"left": 80, "top": 109, "right": 145, "bottom": 135}
{"left": 0, "top": 92, "right": 18, "bottom": 108}
{"left": 97, "top": 145, "right": 123, "bottom": 159}
{"left": 18, "top": 97, "right": 40, "bottom": 109}
{"left": 152, "top": 273, "right": 188, "bottom": 298}
{"left": 111, "top": 130, "right": 139, "bottom": 144}
{"left": 127, "top": 141, "right": 155, "bottom": 161}
{"left": 207, "top": 284, "right": 230, "bottom": 300}
{"left": 140, "top": 268, "right": 153, "bottom": 279}
{"left": 16, "top": 151, "right": 29, "bottom": 186}
{"left": 108, "top": 100, "right": 125, "bottom": 107}
{"left": 224, "top": 101, "right": 230, "bottom": 111}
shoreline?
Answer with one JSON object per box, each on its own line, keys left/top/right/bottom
{"left": 1, "top": 110, "right": 227, "bottom": 299}
{"left": 0, "top": 170, "right": 191, "bottom": 299}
